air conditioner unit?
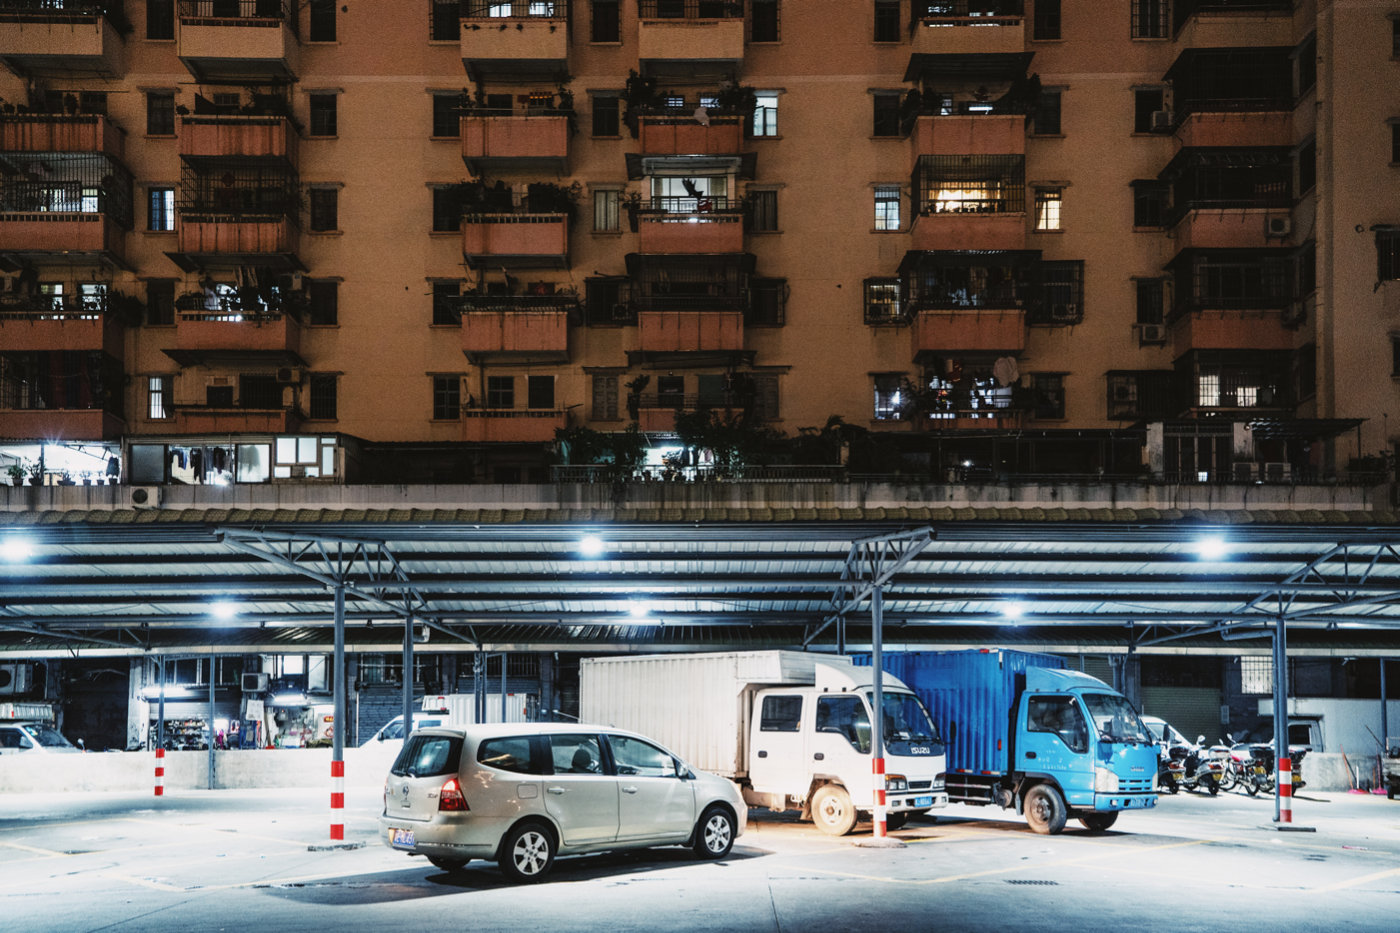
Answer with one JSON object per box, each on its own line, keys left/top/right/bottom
{"left": 0, "top": 662, "right": 33, "bottom": 696}
{"left": 128, "top": 485, "right": 162, "bottom": 508}
{"left": 275, "top": 367, "right": 303, "bottom": 384}
{"left": 1150, "top": 110, "right": 1173, "bottom": 132}
{"left": 1138, "top": 323, "right": 1167, "bottom": 344}
{"left": 1264, "top": 461, "right": 1292, "bottom": 482}
{"left": 610, "top": 303, "right": 632, "bottom": 321}
{"left": 1265, "top": 215, "right": 1292, "bottom": 238}
{"left": 242, "top": 672, "right": 269, "bottom": 693}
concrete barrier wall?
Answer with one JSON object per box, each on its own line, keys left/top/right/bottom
{"left": 0, "top": 748, "right": 1375, "bottom": 795}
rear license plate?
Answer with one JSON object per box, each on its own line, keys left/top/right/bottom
{"left": 389, "top": 828, "right": 415, "bottom": 849}
{"left": 912, "top": 796, "right": 933, "bottom": 808}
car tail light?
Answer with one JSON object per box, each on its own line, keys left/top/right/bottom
{"left": 439, "top": 776, "right": 469, "bottom": 812}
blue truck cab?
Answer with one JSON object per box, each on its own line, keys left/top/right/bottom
{"left": 864, "top": 650, "right": 1158, "bottom": 834}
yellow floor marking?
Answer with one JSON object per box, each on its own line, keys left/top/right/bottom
{"left": 0, "top": 841, "right": 70, "bottom": 857}
{"left": 96, "top": 872, "right": 184, "bottom": 892}
{"left": 1313, "top": 865, "right": 1400, "bottom": 893}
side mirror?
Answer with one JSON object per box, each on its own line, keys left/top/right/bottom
{"left": 77, "top": 738, "right": 85, "bottom": 751}
{"left": 376, "top": 732, "right": 385, "bottom": 742}
{"left": 1196, "top": 735, "right": 1206, "bottom": 745}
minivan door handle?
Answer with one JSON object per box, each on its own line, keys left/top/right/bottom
{"left": 547, "top": 786, "right": 567, "bottom": 795}
{"left": 757, "top": 750, "right": 768, "bottom": 758}
{"left": 621, "top": 786, "right": 638, "bottom": 795}
{"left": 813, "top": 752, "right": 824, "bottom": 761}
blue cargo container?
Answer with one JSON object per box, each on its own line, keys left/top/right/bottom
{"left": 855, "top": 649, "right": 1158, "bottom": 834}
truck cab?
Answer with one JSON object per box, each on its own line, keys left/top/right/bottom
{"left": 746, "top": 660, "right": 947, "bottom": 834}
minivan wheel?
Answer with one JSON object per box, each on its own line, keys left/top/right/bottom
{"left": 427, "top": 856, "right": 470, "bottom": 873}
{"left": 692, "top": 805, "right": 736, "bottom": 859}
{"left": 498, "top": 822, "right": 556, "bottom": 883}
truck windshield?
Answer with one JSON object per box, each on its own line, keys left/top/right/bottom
{"left": 1083, "top": 693, "right": 1153, "bottom": 745}
{"left": 29, "top": 725, "right": 75, "bottom": 749}
{"left": 866, "top": 690, "right": 941, "bottom": 744}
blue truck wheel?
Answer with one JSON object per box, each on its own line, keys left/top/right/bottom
{"left": 1024, "top": 784, "right": 1067, "bottom": 835}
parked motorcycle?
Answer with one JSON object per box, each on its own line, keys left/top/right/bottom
{"left": 1225, "top": 736, "right": 1308, "bottom": 796}
{"left": 1162, "top": 735, "right": 1223, "bottom": 795}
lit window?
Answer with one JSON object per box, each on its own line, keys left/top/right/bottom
{"left": 1034, "top": 187, "right": 1062, "bottom": 231}
{"left": 874, "top": 185, "right": 900, "bottom": 231}
{"left": 752, "top": 92, "right": 778, "bottom": 137}
{"left": 148, "top": 376, "right": 171, "bottom": 420}
{"left": 594, "top": 188, "right": 621, "bottom": 232}
{"left": 1197, "top": 373, "right": 1220, "bottom": 407}
{"left": 1241, "top": 657, "right": 1273, "bottom": 695}
{"left": 148, "top": 187, "right": 175, "bottom": 231}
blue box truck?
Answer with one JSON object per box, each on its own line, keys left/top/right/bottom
{"left": 856, "top": 649, "right": 1158, "bottom": 834}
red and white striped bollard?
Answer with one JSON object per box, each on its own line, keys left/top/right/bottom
{"left": 872, "top": 756, "right": 887, "bottom": 838}
{"left": 1278, "top": 755, "right": 1292, "bottom": 823}
{"left": 153, "top": 747, "right": 165, "bottom": 797}
{"left": 330, "top": 759, "right": 345, "bottom": 841}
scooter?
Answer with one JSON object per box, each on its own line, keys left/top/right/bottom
{"left": 1162, "top": 736, "right": 1223, "bottom": 795}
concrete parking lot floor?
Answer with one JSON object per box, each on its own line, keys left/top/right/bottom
{"left": 2, "top": 787, "right": 1398, "bottom": 932}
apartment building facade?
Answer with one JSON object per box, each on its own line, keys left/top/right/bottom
{"left": 0, "top": 0, "right": 1385, "bottom": 489}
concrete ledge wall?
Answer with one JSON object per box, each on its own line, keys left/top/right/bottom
{"left": 0, "top": 748, "right": 1373, "bottom": 794}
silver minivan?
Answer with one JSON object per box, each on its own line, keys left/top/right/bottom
{"left": 378, "top": 722, "right": 746, "bottom": 883}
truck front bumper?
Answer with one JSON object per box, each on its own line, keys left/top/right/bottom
{"left": 1089, "top": 793, "right": 1157, "bottom": 812}
{"left": 890, "top": 791, "right": 948, "bottom": 812}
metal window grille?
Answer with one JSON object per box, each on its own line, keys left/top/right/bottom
{"left": 1033, "top": 90, "right": 1061, "bottom": 135}
{"left": 874, "top": 184, "right": 900, "bottom": 230}
{"left": 486, "top": 375, "right": 515, "bottom": 409}
{"left": 1034, "top": 187, "right": 1061, "bottom": 231}
{"left": 1240, "top": 656, "right": 1272, "bottom": 695}
{"left": 432, "top": 94, "right": 461, "bottom": 137}
{"left": 1031, "top": 373, "right": 1064, "bottom": 419}
{"left": 591, "top": 0, "right": 620, "bottom": 41}
{"left": 308, "top": 187, "right": 337, "bottom": 231}
{"left": 464, "top": 0, "right": 565, "bottom": 16}
{"left": 148, "top": 376, "right": 170, "bottom": 419}
{"left": 309, "top": 0, "right": 335, "bottom": 40}
{"left": 873, "top": 374, "right": 904, "bottom": 421}
{"left": 591, "top": 373, "right": 618, "bottom": 420}
{"left": 591, "top": 95, "right": 621, "bottom": 135}
{"left": 309, "top": 94, "right": 337, "bottom": 136}
{"left": 432, "top": 186, "right": 463, "bottom": 232}
{"left": 308, "top": 281, "right": 338, "bottom": 325}
{"left": 148, "top": 187, "right": 175, "bottom": 231}
{"left": 874, "top": 0, "right": 900, "bottom": 41}
{"left": 178, "top": 1, "right": 291, "bottom": 22}
{"left": 747, "top": 189, "right": 778, "bottom": 232}
{"left": 913, "top": 155, "right": 1025, "bottom": 215}
{"left": 864, "top": 278, "right": 902, "bottom": 324}
{"left": 1130, "top": 0, "right": 1167, "bottom": 38}
{"left": 1032, "top": 0, "right": 1059, "bottom": 40}
{"left": 750, "top": 0, "right": 779, "bottom": 41}
{"left": 432, "top": 376, "right": 461, "bottom": 419}
{"left": 1380, "top": 232, "right": 1400, "bottom": 281}
{"left": 147, "top": 0, "right": 176, "bottom": 38}
{"left": 178, "top": 161, "right": 298, "bottom": 221}
{"left": 308, "top": 373, "right": 337, "bottom": 419}
{"left": 431, "top": 281, "right": 461, "bottom": 325}
{"left": 430, "top": 0, "right": 461, "bottom": 39}
{"left": 752, "top": 93, "right": 778, "bottom": 137}
{"left": 147, "top": 91, "right": 175, "bottom": 135}
{"left": 747, "top": 277, "right": 786, "bottom": 326}
{"left": 0, "top": 153, "right": 134, "bottom": 229}
{"left": 146, "top": 280, "right": 176, "bottom": 326}
{"left": 638, "top": 0, "right": 739, "bottom": 18}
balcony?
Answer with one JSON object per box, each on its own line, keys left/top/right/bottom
{"left": 1170, "top": 208, "right": 1291, "bottom": 252}
{"left": 0, "top": 113, "right": 124, "bottom": 160}
{"left": 460, "top": 297, "right": 572, "bottom": 360}
{"left": 169, "top": 304, "right": 302, "bottom": 366}
{"left": 1171, "top": 1, "right": 1293, "bottom": 46}
{"left": 906, "top": 112, "right": 1024, "bottom": 158}
{"left": 633, "top": 198, "right": 744, "bottom": 254}
{"left": 637, "top": 310, "right": 744, "bottom": 353}
{"left": 0, "top": 302, "right": 123, "bottom": 356}
{"left": 0, "top": 407, "right": 123, "bottom": 441}
{"left": 0, "top": 0, "right": 128, "bottom": 77}
{"left": 909, "top": 1, "right": 1025, "bottom": 57}
{"left": 636, "top": 113, "right": 743, "bottom": 156}
{"left": 636, "top": 0, "right": 744, "bottom": 79}
{"left": 912, "top": 308, "right": 1026, "bottom": 357}
{"left": 1174, "top": 110, "right": 1291, "bottom": 149}
{"left": 172, "top": 214, "right": 300, "bottom": 270}
{"left": 461, "top": 113, "right": 569, "bottom": 174}
{"left": 910, "top": 209, "right": 1024, "bottom": 251}
{"left": 0, "top": 211, "right": 128, "bottom": 266}
{"left": 173, "top": 406, "right": 301, "bottom": 434}
{"left": 461, "top": 408, "right": 567, "bottom": 443}
{"left": 459, "top": 0, "right": 569, "bottom": 82}
{"left": 462, "top": 213, "right": 569, "bottom": 268}
{"left": 1172, "top": 309, "right": 1292, "bottom": 355}
{"left": 180, "top": 114, "right": 298, "bottom": 164}
{"left": 177, "top": 0, "right": 299, "bottom": 82}
{"left": 911, "top": 154, "right": 1026, "bottom": 251}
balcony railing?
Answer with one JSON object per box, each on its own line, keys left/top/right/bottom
{"left": 461, "top": 407, "right": 568, "bottom": 443}
{"left": 910, "top": 1, "right": 1024, "bottom": 27}
{"left": 180, "top": 114, "right": 298, "bottom": 162}
{"left": 178, "top": 0, "right": 292, "bottom": 26}
{"left": 0, "top": 0, "right": 129, "bottom": 29}
{"left": 0, "top": 113, "right": 125, "bottom": 158}
{"left": 462, "top": 0, "right": 568, "bottom": 18}
{"left": 638, "top": 0, "right": 743, "bottom": 19}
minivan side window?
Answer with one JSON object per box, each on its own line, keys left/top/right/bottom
{"left": 391, "top": 734, "right": 463, "bottom": 777}
{"left": 548, "top": 733, "right": 605, "bottom": 775}
{"left": 478, "top": 735, "right": 545, "bottom": 774}
{"left": 760, "top": 694, "right": 802, "bottom": 732}
{"left": 608, "top": 735, "right": 677, "bottom": 778}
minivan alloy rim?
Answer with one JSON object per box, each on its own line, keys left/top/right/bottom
{"left": 703, "top": 814, "right": 731, "bottom": 852}
{"left": 513, "top": 830, "right": 550, "bottom": 874}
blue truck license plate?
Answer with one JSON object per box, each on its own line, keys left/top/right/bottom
{"left": 913, "top": 796, "right": 933, "bottom": 807}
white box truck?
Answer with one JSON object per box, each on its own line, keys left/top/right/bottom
{"left": 579, "top": 650, "right": 947, "bottom": 835}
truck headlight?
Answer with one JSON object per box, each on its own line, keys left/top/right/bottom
{"left": 1094, "top": 767, "right": 1118, "bottom": 793}
{"left": 885, "top": 774, "right": 908, "bottom": 793}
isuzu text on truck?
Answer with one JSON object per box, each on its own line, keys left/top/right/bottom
{"left": 580, "top": 650, "right": 947, "bottom": 835}
{"left": 858, "top": 650, "right": 1158, "bottom": 834}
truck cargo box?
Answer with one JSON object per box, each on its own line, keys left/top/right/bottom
{"left": 579, "top": 650, "right": 847, "bottom": 779}
{"left": 855, "top": 650, "right": 1065, "bottom": 776}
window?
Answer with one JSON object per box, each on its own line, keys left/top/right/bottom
{"left": 609, "top": 735, "right": 677, "bottom": 778}
{"left": 1033, "top": 89, "right": 1061, "bottom": 135}
{"left": 873, "top": 373, "right": 904, "bottom": 420}
{"left": 874, "top": 0, "right": 900, "bottom": 42}
{"left": 1296, "top": 32, "right": 1316, "bottom": 98}
{"left": 592, "top": 0, "right": 621, "bottom": 41}
{"left": 309, "top": 0, "right": 336, "bottom": 41}
{"left": 750, "top": 372, "right": 781, "bottom": 420}
{"left": 593, "top": 188, "right": 621, "bottom": 232}
{"left": 146, "top": 280, "right": 175, "bottom": 326}
{"left": 864, "top": 277, "right": 901, "bottom": 324}
{"left": 749, "top": 278, "right": 786, "bottom": 326}
{"left": 1031, "top": 373, "right": 1066, "bottom": 419}
{"left": 1134, "top": 88, "right": 1164, "bottom": 133}
{"left": 752, "top": 92, "right": 778, "bottom": 137}
{"left": 1133, "top": 181, "right": 1167, "bottom": 228}
{"left": 486, "top": 375, "right": 514, "bottom": 409}
{"left": 1135, "top": 278, "right": 1164, "bottom": 325}
{"left": 432, "top": 376, "right": 461, "bottom": 420}
{"left": 549, "top": 734, "right": 603, "bottom": 775}
{"left": 760, "top": 695, "right": 802, "bottom": 732}
{"left": 477, "top": 736, "right": 543, "bottom": 775}
{"left": 308, "top": 188, "right": 338, "bottom": 232}
{"left": 432, "top": 94, "right": 461, "bottom": 138}
{"left": 1027, "top": 696, "right": 1088, "bottom": 753}
{"left": 527, "top": 375, "right": 554, "bottom": 410}
{"left": 1378, "top": 230, "right": 1400, "bottom": 281}
{"left": 1393, "top": 18, "right": 1400, "bottom": 58}
{"left": 309, "top": 94, "right": 337, "bottom": 137}
{"left": 1241, "top": 657, "right": 1273, "bottom": 695}
{"left": 308, "top": 374, "right": 337, "bottom": 420}
{"left": 748, "top": 189, "right": 778, "bottom": 232}
{"left": 146, "top": 92, "right": 175, "bottom": 136}
{"left": 815, "top": 695, "right": 871, "bottom": 753}
{"left": 431, "top": 0, "right": 461, "bottom": 40}
{"left": 1296, "top": 137, "right": 1315, "bottom": 196}
{"left": 1131, "top": 0, "right": 1168, "bottom": 39}
{"left": 147, "top": 0, "right": 175, "bottom": 40}
{"left": 873, "top": 92, "right": 901, "bottom": 137}
{"left": 591, "top": 373, "right": 619, "bottom": 420}
{"left": 1295, "top": 342, "right": 1316, "bottom": 401}
{"left": 1032, "top": 0, "right": 1060, "bottom": 40}
{"left": 751, "top": 0, "right": 779, "bottom": 42}
{"left": 432, "top": 186, "right": 463, "bottom": 232}
{"left": 308, "top": 281, "right": 338, "bottom": 325}
{"left": 1034, "top": 187, "right": 1062, "bottom": 231}
{"left": 147, "top": 376, "right": 171, "bottom": 420}
{"left": 148, "top": 186, "right": 175, "bottom": 231}
{"left": 591, "top": 95, "right": 620, "bottom": 136}
{"left": 657, "top": 374, "right": 684, "bottom": 408}
{"left": 432, "top": 280, "right": 461, "bottom": 325}
{"left": 874, "top": 184, "right": 900, "bottom": 231}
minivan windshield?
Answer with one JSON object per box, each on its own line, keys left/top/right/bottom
{"left": 1082, "top": 693, "right": 1154, "bottom": 745}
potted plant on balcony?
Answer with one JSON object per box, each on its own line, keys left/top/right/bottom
{"left": 525, "top": 181, "right": 579, "bottom": 223}
{"left": 5, "top": 462, "right": 25, "bottom": 487}
{"left": 714, "top": 80, "right": 757, "bottom": 118}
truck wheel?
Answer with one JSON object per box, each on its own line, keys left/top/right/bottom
{"left": 498, "top": 821, "right": 556, "bottom": 884}
{"left": 811, "top": 785, "right": 858, "bottom": 836}
{"left": 692, "top": 805, "right": 736, "bottom": 859}
{"left": 884, "top": 812, "right": 908, "bottom": 831}
{"left": 1023, "top": 784, "right": 1067, "bottom": 835}
{"left": 1077, "top": 812, "right": 1118, "bottom": 833}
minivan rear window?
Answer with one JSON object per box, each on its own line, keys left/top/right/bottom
{"left": 391, "top": 734, "right": 462, "bottom": 778}
{"left": 478, "top": 735, "right": 546, "bottom": 774}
